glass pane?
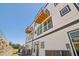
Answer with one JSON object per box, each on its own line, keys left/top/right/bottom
{"left": 69, "top": 29, "right": 79, "bottom": 56}
{"left": 44, "top": 21, "right": 48, "bottom": 32}
{"left": 48, "top": 17, "right": 53, "bottom": 29}
{"left": 45, "top": 50, "right": 61, "bottom": 56}
{"left": 60, "top": 5, "right": 71, "bottom": 16}
{"left": 61, "top": 50, "right": 71, "bottom": 56}
{"left": 54, "top": 3, "right": 58, "bottom": 7}
{"left": 74, "top": 3, "right": 79, "bottom": 11}
{"left": 41, "top": 42, "right": 44, "bottom": 48}
{"left": 45, "top": 9, "right": 50, "bottom": 16}
{"left": 39, "top": 25, "right": 42, "bottom": 34}
{"left": 37, "top": 27, "right": 40, "bottom": 35}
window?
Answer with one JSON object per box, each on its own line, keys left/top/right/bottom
{"left": 45, "top": 50, "right": 71, "bottom": 56}
{"left": 74, "top": 3, "right": 79, "bottom": 11}
{"left": 54, "top": 3, "right": 58, "bottom": 7}
{"left": 68, "top": 29, "right": 79, "bottom": 56}
{"left": 37, "top": 27, "right": 40, "bottom": 35}
{"left": 35, "top": 30, "right": 36, "bottom": 34}
{"left": 66, "top": 43, "right": 71, "bottom": 49}
{"left": 48, "top": 17, "right": 53, "bottom": 30}
{"left": 41, "top": 42, "right": 45, "bottom": 48}
{"left": 37, "top": 25, "right": 42, "bottom": 35}
{"left": 36, "top": 17, "right": 53, "bottom": 35}
{"left": 45, "top": 9, "right": 50, "bottom": 16}
{"left": 60, "top": 5, "right": 71, "bottom": 16}
{"left": 61, "top": 50, "right": 71, "bottom": 56}
{"left": 33, "top": 42, "right": 36, "bottom": 52}
{"left": 44, "top": 17, "right": 53, "bottom": 32}
{"left": 44, "top": 21, "right": 48, "bottom": 32}
{"left": 45, "top": 50, "right": 61, "bottom": 56}
{"left": 39, "top": 25, "right": 42, "bottom": 34}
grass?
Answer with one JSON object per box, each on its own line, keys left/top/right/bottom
{"left": 12, "top": 48, "right": 18, "bottom": 56}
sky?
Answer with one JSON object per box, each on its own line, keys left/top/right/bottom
{"left": 0, "top": 3, "right": 45, "bottom": 45}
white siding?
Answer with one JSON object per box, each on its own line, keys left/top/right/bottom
{"left": 25, "top": 3, "right": 79, "bottom": 56}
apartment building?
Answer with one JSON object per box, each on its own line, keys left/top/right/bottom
{"left": 25, "top": 3, "right": 79, "bottom": 56}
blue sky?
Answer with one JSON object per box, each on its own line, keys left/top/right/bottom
{"left": 0, "top": 3, "right": 45, "bottom": 45}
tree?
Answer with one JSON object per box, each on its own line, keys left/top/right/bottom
{"left": 9, "top": 42, "right": 21, "bottom": 49}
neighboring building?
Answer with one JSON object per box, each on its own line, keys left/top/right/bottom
{"left": 25, "top": 3, "right": 79, "bottom": 56}
{"left": 0, "top": 33, "right": 12, "bottom": 56}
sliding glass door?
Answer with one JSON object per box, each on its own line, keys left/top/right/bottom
{"left": 68, "top": 29, "right": 79, "bottom": 56}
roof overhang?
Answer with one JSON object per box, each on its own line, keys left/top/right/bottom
{"left": 35, "top": 11, "right": 48, "bottom": 24}
{"left": 25, "top": 27, "right": 33, "bottom": 34}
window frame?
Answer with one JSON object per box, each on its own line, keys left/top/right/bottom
{"left": 37, "top": 24, "right": 43, "bottom": 35}
{"left": 41, "top": 41, "right": 45, "bottom": 49}
{"left": 73, "top": 3, "right": 79, "bottom": 11}
{"left": 39, "top": 24, "right": 42, "bottom": 34}
{"left": 45, "top": 9, "right": 50, "bottom": 16}
{"left": 68, "top": 29, "right": 79, "bottom": 56}
{"left": 36, "top": 17, "right": 53, "bottom": 36}
{"left": 60, "top": 5, "right": 71, "bottom": 17}
{"left": 54, "top": 3, "right": 58, "bottom": 7}
{"left": 43, "top": 21, "right": 48, "bottom": 32}
{"left": 45, "top": 50, "right": 71, "bottom": 56}
{"left": 48, "top": 17, "right": 53, "bottom": 30}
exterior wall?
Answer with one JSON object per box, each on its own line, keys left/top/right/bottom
{"left": 25, "top": 41, "right": 32, "bottom": 49}
{"left": 33, "top": 4, "right": 54, "bottom": 39}
{"left": 52, "top": 3, "right": 79, "bottom": 31}
{"left": 33, "top": 22, "right": 79, "bottom": 56}
{"left": 33, "top": 3, "right": 79, "bottom": 40}
{"left": 25, "top": 3, "right": 79, "bottom": 56}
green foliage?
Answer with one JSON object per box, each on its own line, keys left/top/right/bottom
{"left": 9, "top": 42, "right": 21, "bottom": 49}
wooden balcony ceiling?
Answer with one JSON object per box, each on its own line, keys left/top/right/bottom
{"left": 36, "top": 11, "right": 48, "bottom": 24}
{"left": 26, "top": 27, "right": 33, "bottom": 34}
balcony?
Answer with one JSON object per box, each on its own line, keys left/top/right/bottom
{"left": 35, "top": 11, "right": 49, "bottom": 24}
{"left": 25, "top": 27, "right": 33, "bottom": 34}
